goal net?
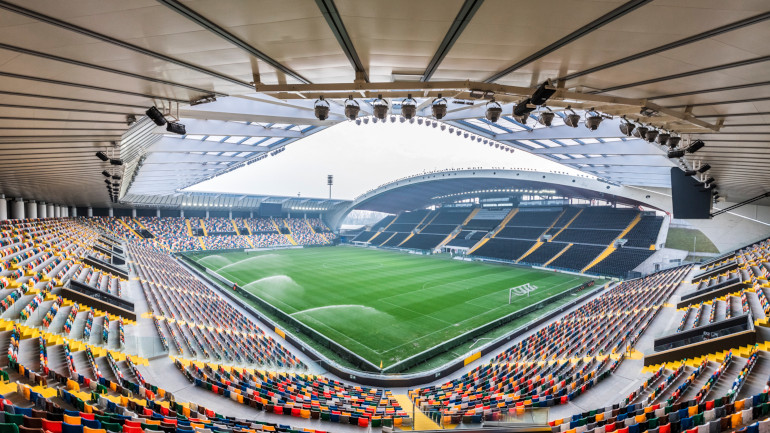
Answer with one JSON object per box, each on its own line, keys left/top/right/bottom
{"left": 509, "top": 283, "right": 538, "bottom": 303}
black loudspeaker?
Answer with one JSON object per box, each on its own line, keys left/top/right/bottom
{"left": 670, "top": 167, "right": 711, "bottom": 219}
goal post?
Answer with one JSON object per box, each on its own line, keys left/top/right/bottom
{"left": 508, "top": 283, "right": 538, "bottom": 304}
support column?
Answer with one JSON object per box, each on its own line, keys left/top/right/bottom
{"left": 205, "top": 210, "right": 209, "bottom": 219}
{"left": 87, "top": 207, "right": 93, "bottom": 217}
{"left": 156, "top": 209, "right": 161, "bottom": 218}
{"left": 54, "top": 206, "right": 61, "bottom": 218}
{"left": 180, "top": 209, "right": 184, "bottom": 218}
{"left": 62, "top": 207, "right": 68, "bottom": 217}
{"left": 38, "top": 202, "right": 46, "bottom": 218}
{"left": 70, "top": 206, "right": 77, "bottom": 217}
{"left": 249, "top": 211, "right": 253, "bottom": 218}
{"left": 131, "top": 208, "right": 137, "bottom": 218}
{"left": 25, "top": 200, "right": 37, "bottom": 219}
{"left": 229, "top": 210, "right": 232, "bottom": 219}
{"left": 11, "top": 199, "right": 25, "bottom": 220}
{"left": 46, "top": 204, "right": 54, "bottom": 218}
{"left": 0, "top": 195, "right": 7, "bottom": 221}
{"left": 108, "top": 208, "right": 114, "bottom": 217}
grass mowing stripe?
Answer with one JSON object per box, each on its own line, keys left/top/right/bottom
{"left": 191, "top": 246, "right": 598, "bottom": 367}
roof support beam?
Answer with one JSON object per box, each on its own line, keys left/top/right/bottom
{"left": 156, "top": 0, "right": 310, "bottom": 84}
{"left": 484, "top": 0, "right": 652, "bottom": 83}
{"left": 593, "top": 55, "right": 770, "bottom": 94}
{"left": 150, "top": 119, "right": 304, "bottom": 138}
{"left": 0, "top": 0, "right": 252, "bottom": 89}
{"left": 0, "top": 42, "right": 223, "bottom": 98}
{"left": 315, "top": 0, "right": 368, "bottom": 82}
{"left": 0, "top": 71, "right": 189, "bottom": 103}
{"left": 148, "top": 136, "right": 268, "bottom": 153}
{"left": 530, "top": 139, "right": 660, "bottom": 155}
{"left": 422, "top": 0, "right": 484, "bottom": 82}
{"left": 559, "top": 11, "right": 770, "bottom": 82}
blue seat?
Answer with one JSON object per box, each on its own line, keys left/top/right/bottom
{"left": 62, "top": 422, "right": 83, "bottom": 433}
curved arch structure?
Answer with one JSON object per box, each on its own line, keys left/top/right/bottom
{"left": 326, "top": 169, "right": 770, "bottom": 251}
{"left": 326, "top": 169, "right": 673, "bottom": 229}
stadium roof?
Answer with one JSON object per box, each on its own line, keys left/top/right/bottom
{"left": 0, "top": 1, "right": 768, "bottom": 208}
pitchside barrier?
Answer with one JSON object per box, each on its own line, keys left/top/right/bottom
{"left": 178, "top": 253, "right": 604, "bottom": 386}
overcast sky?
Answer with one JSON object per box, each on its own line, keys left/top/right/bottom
{"left": 187, "top": 121, "right": 586, "bottom": 200}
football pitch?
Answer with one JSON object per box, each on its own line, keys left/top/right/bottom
{"left": 188, "top": 246, "right": 595, "bottom": 367}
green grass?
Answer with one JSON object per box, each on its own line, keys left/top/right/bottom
{"left": 188, "top": 246, "right": 593, "bottom": 367}
{"left": 665, "top": 227, "right": 719, "bottom": 253}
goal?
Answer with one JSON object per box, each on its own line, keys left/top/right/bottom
{"left": 508, "top": 283, "right": 538, "bottom": 303}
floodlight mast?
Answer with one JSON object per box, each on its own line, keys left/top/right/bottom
{"left": 327, "top": 174, "right": 333, "bottom": 199}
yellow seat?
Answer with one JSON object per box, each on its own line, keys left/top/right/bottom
{"left": 63, "top": 415, "right": 80, "bottom": 425}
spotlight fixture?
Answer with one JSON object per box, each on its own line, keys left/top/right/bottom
{"left": 344, "top": 96, "right": 360, "bottom": 120}
{"left": 111, "top": 175, "right": 121, "bottom": 180}
{"left": 564, "top": 107, "right": 580, "bottom": 128}
{"left": 656, "top": 132, "right": 670, "bottom": 145}
{"left": 401, "top": 94, "right": 417, "bottom": 119}
{"left": 372, "top": 94, "right": 389, "bottom": 120}
{"left": 530, "top": 80, "right": 556, "bottom": 106}
{"left": 189, "top": 95, "right": 216, "bottom": 106}
{"left": 126, "top": 114, "right": 136, "bottom": 126}
{"left": 109, "top": 158, "right": 123, "bottom": 166}
{"left": 684, "top": 170, "right": 697, "bottom": 176}
{"left": 104, "top": 179, "right": 111, "bottom": 185}
{"left": 313, "top": 96, "right": 330, "bottom": 121}
{"left": 513, "top": 98, "right": 534, "bottom": 118}
{"left": 703, "top": 177, "right": 716, "bottom": 185}
{"left": 485, "top": 99, "right": 502, "bottom": 123}
{"left": 355, "top": 119, "right": 361, "bottom": 125}
{"left": 440, "top": 124, "right": 446, "bottom": 131}
{"left": 687, "top": 139, "right": 705, "bottom": 154}
{"left": 633, "top": 125, "right": 648, "bottom": 139}
{"left": 417, "top": 118, "right": 424, "bottom": 125}
{"left": 666, "top": 136, "right": 681, "bottom": 148}
{"left": 448, "top": 127, "right": 454, "bottom": 133}
{"left": 166, "top": 122, "right": 186, "bottom": 135}
{"left": 619, "top": 117, "right": 635, "bottom": 136}
{"left": 390, "top": 115, "right": 396, "bottom": 123}
{"left": 537, "top": 108, "right": 555, "bottom": 127}
{"left": 431, "top": 94, "right": 447, "bottom": 119}
{"left": 584, "top": 109, "right": 606, "bottom": 131}
{"left": 145, "top": 106, "right": 167, "bottom": 126}
{"left": 667, "top": 149, "right": 685, "bottom": 158}
{"left": 363, "top": 118, "right": 369, "bottom": 124}
{"left": 399, "top": 116, "right": 406, "bottom": 123}
{"left": 644, "top": 129, "right": 658, "bottom": 143}
{"left": 101, "top": 170, "right": 110, "bottom": 177}
{"left": 697, "top": 163, "right": 711, "bottom": 173}
{"left": 95, "top": 151, "right": 109, "bottom": 161}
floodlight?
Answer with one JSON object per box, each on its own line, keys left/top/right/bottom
{"left": 644, "top": 129, "right": 658, "bottom": 143}
{"left": 619, "top": 118, "right": 635, "bottom": 136}
{"left": 564, "top": 107, "right": 580, "bottom": 128}
{"left": 401, "top": 94, "right": 417, "bottom": 119}
{"left": 372, "top": 95, "right": 389, "bottom": 120}
{"left": 101, "top": 171, "right": 110, "bottom": 177}
{"left": 668, "top": 149, "right": 685, "bottom": 158}
{"left": 145, "top": 106, "right": 166, "bottom": 126}
{"left": 666, "top": 136, "right": 681, "bottom": 148}
{"left": 313, "top": 96, "right": 330, "bottom": 121}
{"left": 531, "top": 80, "right": 556, "bottom": 106}
{"left": 656, "top": 132, "right": 670, "bottom": 145}
{"left": 166, "top": 122, "right": 186, "bottom": 135}
{"left": 344, "top": 96, "right": 360, "bottom": 120}
{"left": 687, "top": 139, "right": 705, "bottom": 154}
{"left": 110, "top": 158, "right": 123, "bottom": 166}
{"left": 697, "top": 163, "right": 711, "bottom": 173}
{"left": 431, "top": 94, "right": 447, "bottom": 119}
{"left": 485, "top": 99, "right": 502, "bottom": 123}
{"left": 95, "top": 152, "right": 109, "bottom": 161}
{"left": 584, "top": 109, "right": 605, "bottom": 131}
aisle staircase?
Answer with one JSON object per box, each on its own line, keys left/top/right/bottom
{"left": 231, "top": 219, "right": 240, "bottom": 235}
{"left": 549, "top": 209, "right": 583, "bottom": 241}
{"left": 185, "top": 219, "right": 194, "bottom": 236}
{"left": 306, "top": 219, "right": 328, "bottom": 243}
{"left": 582, "top": 212, "right": 643, "bottom": 273}
{"left": 197, "top": 238, "right": 206, "bottom": 250}
{"left": 281, "top": 219, "right": 298, "bottom": 245}
{"left": 117, "top": 219, "right": 140, "bottom": 238}
{"left": 392, "top": 395, "right": 438, "bottom": 430}
{"left": 133, "top": 218, "right": 148, "bottom": 230}
{"left": 543, "top": 243, "right": 573, "bottom": 266}
{"left": 517, "top": 241, "right": 543, "bottom": 263}
{"left": 467, "top": 208, "right": 519, "bottom": 254}
{"left": 199, "top": 219, "right": 208, "bottom": 236}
